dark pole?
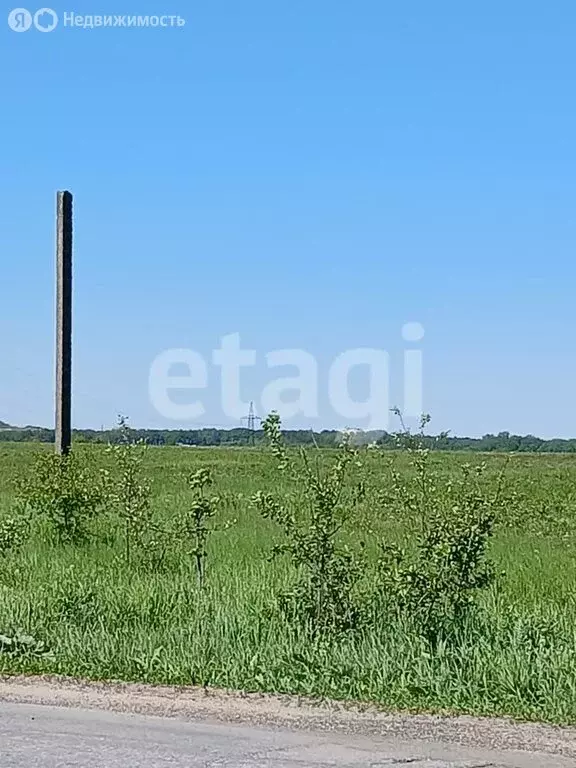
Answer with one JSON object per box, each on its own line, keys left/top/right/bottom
{"left": 55, "top": 191, "right": 73, "bottom": 455}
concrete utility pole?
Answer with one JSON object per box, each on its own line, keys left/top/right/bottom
{"left": 55, "top": 190, "right": 73, "bottom": 455}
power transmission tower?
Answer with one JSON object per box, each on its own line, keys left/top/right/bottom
{"left": 241, "top": 401, "right": 262, "bottom": 445}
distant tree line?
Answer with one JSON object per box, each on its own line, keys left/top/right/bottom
{"left": 0, "top": 427, "right": 338, "bottom": 448}
{"left": 379, "top": 431, "right": 576, "bottom": 453}
{"left": 0, "top": 426, "right": 575, "bottom": 453}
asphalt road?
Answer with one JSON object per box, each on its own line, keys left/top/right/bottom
{"left": 1, "top": 700, "right": 575, "bottom": 768}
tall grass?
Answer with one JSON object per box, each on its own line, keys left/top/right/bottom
{"left": 1, "top": 442, "right": 576, "bottom": 723}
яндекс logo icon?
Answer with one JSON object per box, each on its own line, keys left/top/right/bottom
{"left": 7, "top": 7, "right": 58, "bottom": 31}
{"left": 7, "top": 8, "right": 33, "bottom": 31}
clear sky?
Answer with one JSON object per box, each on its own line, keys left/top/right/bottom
{"left": 1, "top": 1, "right": 575, "bottom": 437}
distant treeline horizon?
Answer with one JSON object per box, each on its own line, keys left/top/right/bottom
{"left": 1, "top": 425, "right": 576, "bottom": 453}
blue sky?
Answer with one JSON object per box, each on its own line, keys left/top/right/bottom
{"left": 1, "top": 1, "right": 575, "bottom": 437}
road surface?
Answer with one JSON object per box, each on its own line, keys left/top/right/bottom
{"left": 1, "top": 677, "right": 575, "bottom": 767}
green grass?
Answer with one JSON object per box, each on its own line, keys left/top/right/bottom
{"left": 1, "top": 442, "right": 576, "bottom": 724}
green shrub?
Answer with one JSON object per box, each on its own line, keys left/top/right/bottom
{"left": 253, "top": 414, "right": 367, "bottom": 635}
{"left": 16, "top": 452, "right": 105, "bottom": 544}
{"left": 105, "top": 416, "right": 152, "bottom": 564}
{"left": 178, "top": 468, "right": 222, "bottom": 586}
{"left": 377, "top": 412, "right": 505, "bottom": 644}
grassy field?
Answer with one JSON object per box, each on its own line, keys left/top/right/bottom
{"left": 1, "top": 441, "right": 576, "bottom": 724}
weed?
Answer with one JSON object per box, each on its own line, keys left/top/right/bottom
{"left": 16, "top": 452, "right": 104, "bottom": 543}
{"left": 179, "top": 468, "right": 222, "bottom": 586}
{"left": 52, "top": 571, "right": 102, "bottom": 626}
{"left": 106, "top": 416, "right": 152, "bottom": 564}
{"left": 377, "top": 411, "right": 503, "bottom": 644}
{"left": 253, "top": 413, "right": 366, "bottom": 634}
{"left": 0, "top": 629, "right": 53, "bottom": 661}
{"left": 0, "top": 513, "right": 29, "bottom": 557}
